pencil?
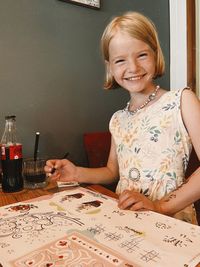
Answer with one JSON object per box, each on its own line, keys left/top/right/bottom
{"left": 50, "top": 152, "right": 69, "bottom": 174}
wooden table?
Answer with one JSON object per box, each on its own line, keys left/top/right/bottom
{"left": 0, "top": 181, "right": 117, "bottom": 207}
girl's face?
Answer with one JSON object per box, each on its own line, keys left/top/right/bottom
{"left": 107, "top": 31, "right": 156, "bottom": 94}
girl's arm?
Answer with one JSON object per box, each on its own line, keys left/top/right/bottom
{"left": 155, "top": 167, "right": 200, "bottom": 215}
{"left": 75, "top": 136, "right": 119, "bottom": 184}
{"left": 118, "top": 167, "right": 200, "bottom": 215}
{"left": 45, "top": 136, "right": 119, "bottom": 185}
{"left": 156, "top": 89, "right": 200, "bottom": 215}
{"left": 181, "top": 89, "right": 200, "bottom": 164}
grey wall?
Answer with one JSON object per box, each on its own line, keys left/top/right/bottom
{"left": 0, "top": 0, "right": 170, "bottom": 165}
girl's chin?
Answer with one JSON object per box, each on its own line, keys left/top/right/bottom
{"left": 124, "top": 83, "right": 144, "bottom": 91}
{"left": 123, "top": 80, "right": 153, "bottom": 91}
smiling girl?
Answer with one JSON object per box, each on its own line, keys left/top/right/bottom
{"left": 45, "top": 12, "right": 200, "bottom": 224}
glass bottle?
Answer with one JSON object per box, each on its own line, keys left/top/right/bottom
{"left": 0, "top": 115, "right": 23, "bottom": 192}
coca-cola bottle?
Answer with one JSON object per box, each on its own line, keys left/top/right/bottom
{"left": 0, "top": 115, "right": 23, "bottom": 192}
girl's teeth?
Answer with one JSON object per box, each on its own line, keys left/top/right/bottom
{"left": 126, "top": 76, "right": 141, "bottom": 81}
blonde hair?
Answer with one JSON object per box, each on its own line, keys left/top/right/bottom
{"left": 101, "top": 11, "right": 165, "bottom": 89}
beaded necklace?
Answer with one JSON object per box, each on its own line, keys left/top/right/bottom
{"left": 125, "top": 85, "right": 160, "bottom": 115}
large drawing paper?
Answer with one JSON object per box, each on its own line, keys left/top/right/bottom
{"left": 0, "top": 187, "right": 200, "bottom": 267}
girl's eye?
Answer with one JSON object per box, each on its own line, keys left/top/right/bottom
{"left": 115, "top": 59, "right": 124, "bottom": 64}
{"left": 139, "top": 53, "right": 148, "bottom": 58}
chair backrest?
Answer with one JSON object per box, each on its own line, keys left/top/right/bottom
{"left": 83, "top": 131, "right": 111, "bottom": 168}
{"left": 185, "top": 148, "right": 200, "bottom": 225}
{"left": 185, "top": 148, "right": 199, "bottom": 177}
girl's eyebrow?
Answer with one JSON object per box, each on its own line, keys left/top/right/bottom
{"left": 137, "top": 48, "right": 151, "bottom": 53}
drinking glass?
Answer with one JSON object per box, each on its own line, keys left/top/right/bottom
{"left": 23, "top": 158, "right": 47, "bottom": 189}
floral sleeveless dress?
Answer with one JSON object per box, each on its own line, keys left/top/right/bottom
{"left": 109, "top": 88, "right": 197, "bottom": 224}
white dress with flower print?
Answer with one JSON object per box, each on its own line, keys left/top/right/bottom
{"left": 109, "top": 88, "right": 197, "bottom": 224}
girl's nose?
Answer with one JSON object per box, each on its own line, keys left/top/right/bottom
{"left": 127, "top": 58, "right": 138, "bottom": 72}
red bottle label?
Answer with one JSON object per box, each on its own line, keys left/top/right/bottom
{"left": 1, "top": 144, "right": 22, "bottom": 160}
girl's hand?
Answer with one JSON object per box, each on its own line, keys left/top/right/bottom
{"left": 44, "top": 159, "right": 78, "bottom": 182}
{"left": 118, "top": 190, "right": 156, "bottom": 212}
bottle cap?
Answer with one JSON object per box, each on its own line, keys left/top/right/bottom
{"left": 5, "top": 115, "right": 16, "bottom": 120}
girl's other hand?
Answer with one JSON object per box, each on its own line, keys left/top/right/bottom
{"left": 118, "top": 189, "right": 156, "bottom": 212}
{"left": 44, "top": 159, "right": 78, "bottom": 182}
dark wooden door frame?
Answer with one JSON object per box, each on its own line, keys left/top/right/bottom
{"left": 187, "top": 0, "right": 196, "bottom": 91}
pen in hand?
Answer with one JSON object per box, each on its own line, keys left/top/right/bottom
{"left": 50, "top": 152, "right": 69, "bottom": 174}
